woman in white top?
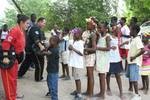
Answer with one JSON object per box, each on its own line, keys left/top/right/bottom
{"left": 106, "top": 25, "right": 123, "bottom": 98}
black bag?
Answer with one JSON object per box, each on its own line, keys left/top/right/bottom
{"left": 0, "top": 45, "right": 16, "bottom": 69}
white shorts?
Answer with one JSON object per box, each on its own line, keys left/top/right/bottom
{"left": 59, "top": 51, "right": 69, "bottom": 64}
{"left": 72, "top": 67, "right": 84, "bottom": 80}
{"left": 84, "top": 54, "right": 96, "bottom": 67}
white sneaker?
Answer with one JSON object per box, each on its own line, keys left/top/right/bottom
{"left": 131, "top": 94, "right": 141, "bottom": 100}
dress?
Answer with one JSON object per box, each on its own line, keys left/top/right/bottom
{"left": 96, "top": 34, "right": 110, "bottom": 73}
{"left": 82, "top": 30, "right": 96, "bottom": 67}
{"left": 140, "top": 44, "right": 150, "bottom": 76}
{"left": 109, "top": 36, "right": 122, "bottom": 74}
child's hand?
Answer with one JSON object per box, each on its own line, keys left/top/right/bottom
{"left": 3, "top": 57, "right": 10, "bottom": 64}
{"left": 130, "top": 57, "right": 136, "bottom": 62}
{"left": 111, "top": 46, "right": 117, "bottom": 50}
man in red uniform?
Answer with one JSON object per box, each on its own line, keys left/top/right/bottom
{"left": 0, "top": 14, "right": 29, "bottom": 100}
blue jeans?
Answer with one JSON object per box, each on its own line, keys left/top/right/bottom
{"left": 47, "top": 73, "right": 58, "bottom": 100}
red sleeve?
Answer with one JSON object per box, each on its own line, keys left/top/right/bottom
{"left": 2, "top": 28, "right": 17, "bottom": 51}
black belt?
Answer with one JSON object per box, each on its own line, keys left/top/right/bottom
{"left": 121, "top": 35, "right": 130, "bottom": 38}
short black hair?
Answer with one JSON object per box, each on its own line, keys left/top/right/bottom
{"left": 131, "top": 24, "right": 140, "bottom": 33}
{"left": 111, "top": 16, "right": 118, "bottom": 23}
{"left": 131, "top": 17, "right": 138, "bottom": 23}
{"left": 121, "top": 17, "right": 126, "bottom": 23}
{"left": 37, "top": 17, "right": 45, "bottom": 22}
{"left": 63, "top": 27, "right": 70, "bottom": 33}
{"left": 31, "top": 13, "right": 37, "bottom": 21}
{"left": 3, "top": 24, "right": 8, "bottom": 31}
{"left": 100, "top": 21, "right": 109, "bottom": 29}
{"left": 17, "top": 14, "right": 29, "bottom": 24}
{"left": 31, "top": 13, "right": 36, "bottom": 18}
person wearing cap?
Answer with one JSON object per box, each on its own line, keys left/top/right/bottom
{"left": 82, "top": 17, "right": 97, "bottom": 96}
{"left": 68, "top": 28, "right": 84, "bottom": 99}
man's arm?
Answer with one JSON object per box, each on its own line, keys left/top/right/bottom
{"left": 31, "top": 28, "right": 45, "bottom": 51}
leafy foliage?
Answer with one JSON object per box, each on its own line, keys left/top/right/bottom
{"left": 126, "top": 0, "right": 150, "bottom": 23}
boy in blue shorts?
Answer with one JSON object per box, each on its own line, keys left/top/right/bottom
{"left": 127, "top": 25, "right": 144, "bottom": 100}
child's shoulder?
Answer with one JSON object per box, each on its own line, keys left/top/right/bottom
{"left": 78, "top": 40, "right": 84, "bottom": 44}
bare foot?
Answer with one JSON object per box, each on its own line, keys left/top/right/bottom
{"left": 106, "top": 90, "right": 112, "bottom": 96}
{"left": 144, "top": 90, "right": 148, "bottom": 94}
{"left": 128, "top": 88, "right": 133, "bottom": 92}
{"left": 87, "top": 93, "right": 93, "bottom": 97}
{"left": 119, "top": 93, "right": 123, "bottom": 99}
{"left": 139, "top": 87, "right": 145, "bottom": 90}
{"left": 94, "top": 93, "right": 105, "bottom": 99}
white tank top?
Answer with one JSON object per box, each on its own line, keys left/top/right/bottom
{"left": 110, "top": 35, "right": 121, "bottom": 63}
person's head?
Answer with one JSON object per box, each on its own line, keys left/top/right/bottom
{"left": 86, "top": 17, "right": 97, "bottom": 30}
{"left": 130, "top": 17, "right": 137, "bottom": 25}
{"left": 142, "top": 35, "right": 149, "bottom": 45}
{"left": 130, "top": 24, "right": 140, "bottom": 37}
{"left": 63, "top": 27, "right": 69, "bottom": 35}
{"left": 111, "top": 16, "right": 118, "bottom": 26}
{"left": 17, "top": 14, "right": 30, "bottom": 30}
{"left": 53, "top": 24, "right": 59, "bottom": 31}
{"left": 111, "top": 25, "right": 119, "bottom": 36}
{"left": 31, "top": 13, "right": 37, "bottom": 23}
{"left": 71, "top": 28, "right": 82, "bottom": 40}
{"left": 2, "top": 24, "right": 8, "bottom": 32}
{"left": 120, "top": 17, "right": 126, "bottom": 26}
{"left": 37, "top": 17, "right": 46, "bottom": 29}
{"left": 87, "top": 22, "right": 95, "bottom": 30}
{"left": 49, "top": 36, "right": 59, "bottom": 47}
{"left": 99, "top": 22, "right": 108, "bottom": 35}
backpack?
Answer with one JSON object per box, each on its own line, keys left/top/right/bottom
{"left": 0, "top": 45, "right": 16, "bottom": 69}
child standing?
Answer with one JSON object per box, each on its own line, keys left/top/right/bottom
{"left": 119, "top": 17, "right": 130, "bottom": 71}
{"left": 46, "top": 36, "right": 59, "bottom": 100}
{"left": 95, "top": 22, "right": 111, "bottom": 99}
{"left": 106, "top": 25, "right": 123, "bottom": 97}
{"left": 68, "top": 28, "right": 84, "bottom": 99}
{"left": 126, "top": 25, "right": 144, "bottom": 100}
{"left": 59, "top": 28, "right": 70, "bottom": 80}
{"left": 139, "top": 35, "right": 150, "bottom": 94}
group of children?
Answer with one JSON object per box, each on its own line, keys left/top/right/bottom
{"left": 45, "top": 16, "right": 150, "bottom": 100}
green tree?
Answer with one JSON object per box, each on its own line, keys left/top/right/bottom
{"left": 4, "top": 8, "right": 17, "bottom": 28}
{"left": 68, "top": 0, "right": 111, "bottom": 28}
{"left": 5, "top": 0, "right": 121, "bottom": 30}
{"left": 126, "top": 0, "right": 150, "bottom": 23}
